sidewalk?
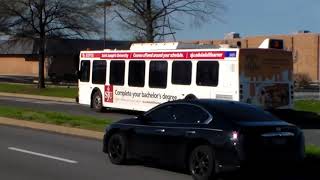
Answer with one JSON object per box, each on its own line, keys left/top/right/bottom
{"left": 0, "top": 117, "right": 104, "bottom": 140}
{"left": 0, "top": 92, "right": 75, "bottom": 103}
{"left": 295, "top": 92, "right": 320, "bottom": 100}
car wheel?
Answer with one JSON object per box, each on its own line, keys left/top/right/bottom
{"left": 107, "top": 133, "right": 127, "bottom": 165}
{"left": 189, "top": 145, "right": 216, "bottom": 180}
{"left": 92, "top": 90, "right": 103, "bottom": 112}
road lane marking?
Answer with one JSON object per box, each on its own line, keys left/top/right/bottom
{"left": 8, "top": 147, "right": 78, "bottom": 164}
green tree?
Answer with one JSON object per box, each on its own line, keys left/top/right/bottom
{"left": 0, "top": 0, "right": 101, "bottom": 88}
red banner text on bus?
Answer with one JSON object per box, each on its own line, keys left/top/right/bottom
{"left": 81, "top": 51, "right": 225, "bottom": 60}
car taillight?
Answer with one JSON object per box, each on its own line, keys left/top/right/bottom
{"left": 230, "top": 131, "right": 239, "bottom": 146}
{"left": 240, "top": 84, "right": 243, "bottom": 100}
{"left": 231, "top": 131, "right": 239, "bottom": 141}
{"left": 290, "top": 84, "right": 294, "bottom": 100}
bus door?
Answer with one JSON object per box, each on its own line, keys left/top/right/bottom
{"left": 196, "top": 61, "right": 234, "bottom": 100}
{"left": 216, "top": 61, "right": 239, "bottom": 101}
{"left": 196, "top": 61, "right": 219, "bottom": 95}
{"left": 78, "top": 60, "right": 92, "bottom": 105}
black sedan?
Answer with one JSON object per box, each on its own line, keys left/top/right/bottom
{"left": 103, "top": 99, "right": 305, "bottom": 180}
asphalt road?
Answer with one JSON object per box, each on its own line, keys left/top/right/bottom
{"left": 1, "top": 95, "right": 319, "bottom": 146}
{"left": 0, "top": 125, "right": 191, "bottom": 180}
{"left": 0, "top": 96, "right": 135, "bottom": 121}
{"left": 1, "top": 125, "right": 318, "bottom": 180}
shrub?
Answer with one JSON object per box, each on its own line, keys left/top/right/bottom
{"left": 294, "top": 73, "right": 312, "bottom": 88}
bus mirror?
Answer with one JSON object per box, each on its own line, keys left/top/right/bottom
{"left": 76, "top": 70, "right": 81, "bottom": 79}
{"left": 236, "top": 41, "right": 241, "bottom": 48}
{"left": 269, "top": 39, "right": 283, "bottom": 49}
{"left": 259, "top": 39, "right": 284, "bottom": 49}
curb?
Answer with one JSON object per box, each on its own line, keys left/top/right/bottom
{"left": 0, "top": 117, "right": 104, "bottom": 140}
{"left": 0, "top": 92, "right": 75, "bottom": 103}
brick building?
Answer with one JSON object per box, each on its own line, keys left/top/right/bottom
{"left": 0, "top": 39, "right": 40, "bottom": 77}
{"left": 0, "top": 39, "right": 131, "bottom": 82}
{"left": 189, "top": 32, "right": 320, "bottom": 83}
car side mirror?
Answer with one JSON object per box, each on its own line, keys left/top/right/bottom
{"left": 138, "top": 114, "right": 151, "bottom": 123}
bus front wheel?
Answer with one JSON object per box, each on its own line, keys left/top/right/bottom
{"left": 92, "top": 90, "right": 104, "bottom": 112}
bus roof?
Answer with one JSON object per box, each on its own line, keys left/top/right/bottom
{"left": 80, "top": 39, "right": 286, "bottom": 60}
{"left": 129, "top": 42, "right": 218, "bottom": 50}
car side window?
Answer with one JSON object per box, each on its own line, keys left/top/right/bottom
{"left": 147, "top": 105, "right": 175, "bottom": 123}
{"left": 173, "top": 104, "right": 210, "bottom": 124}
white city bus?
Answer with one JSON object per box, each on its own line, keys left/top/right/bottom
{"left": 78, "top": 39, "right": 294, "bottom": 112}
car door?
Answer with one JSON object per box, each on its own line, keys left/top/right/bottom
{"left": 132, "top": 103, "right": 211, "bottom": 165}
{"left": 158, "top": 104, "right": 212, "bottom": 165}
{"left": 131, "top": 104, "right": 176, "bottom": 160}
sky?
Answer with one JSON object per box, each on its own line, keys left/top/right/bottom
{"left": 1, "top": 0, "right": 319, "bottom": 42}
{"left": 168, "top": 0, "right": 320, "bottom": 40}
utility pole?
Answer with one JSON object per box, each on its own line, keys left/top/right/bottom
{"left": 104, "top": 0, "right": 106, "bottom": 48}
{"left": 103, "top": 0, "right": 112, "bottom": 49}
{"left": 38, "top": 0, "right": 46, "bottom": 88}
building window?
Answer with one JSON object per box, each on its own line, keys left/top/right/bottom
{"left": 110, "top": 61, "right": 125, "bottom": 85}
{"left": 149, "top": 61, "right": 168, "bottom": 88}
{"left": 92, "top": 60, "right": 106, "bottom": 84}
{"left": 172, "top": 61, "right": 192, "bottom": 85}
{"left": 196, "top": 61, "right": 219, "bottom": 86}
{"left": 80, "top": 60, "right": 90, "bottom": 82}
{"left": 128, "top": 61, "right": 145, "bottom": 87}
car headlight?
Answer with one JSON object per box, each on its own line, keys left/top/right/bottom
{"left": 105, "top": 126, "right": 111, "bottom": 133}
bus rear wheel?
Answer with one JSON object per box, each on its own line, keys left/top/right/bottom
{"left": 185, "top": 94, "right": 197, "bottom": 100}
{"left": 92, "top": 90, "right": 104, "bottom": 112}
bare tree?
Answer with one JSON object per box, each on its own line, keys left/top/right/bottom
{"left": 0, "top": 0, "right": 101, "bottom": 88}
{"left": 110, "top": 0, "right": 225, "bottom": 42}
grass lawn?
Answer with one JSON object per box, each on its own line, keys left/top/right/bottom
{"left": 306, "top": 144, "right": 320, "bottom": 158}
{"left": 294, "top": 100, "right": 320, "bottom": 114}
{"left": 0, "top": 105, "right": 112, "bottom": 131}
{"left": 0, "top": 83, "right": 77, "bottom": 98}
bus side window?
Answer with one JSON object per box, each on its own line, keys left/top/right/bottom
{"left": 149, "top": 61, "right": 168, "bottom": 88}
{"left": 172, "top": 61, "right": 192, "bottom": 85}
{"left": 110, "top": 61, "right": 125, "bottom": 85}
{"left": 129, "top": 61, "right": 145, "bottom": 87}
{"left": 92, "top": 60, "right": 106, "bottom": 84}
{"left": 80, "top": 60, "right": 90, "bottom": 82}
{"left": 196, "top": 61, "right": 219, "bottom": 86}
